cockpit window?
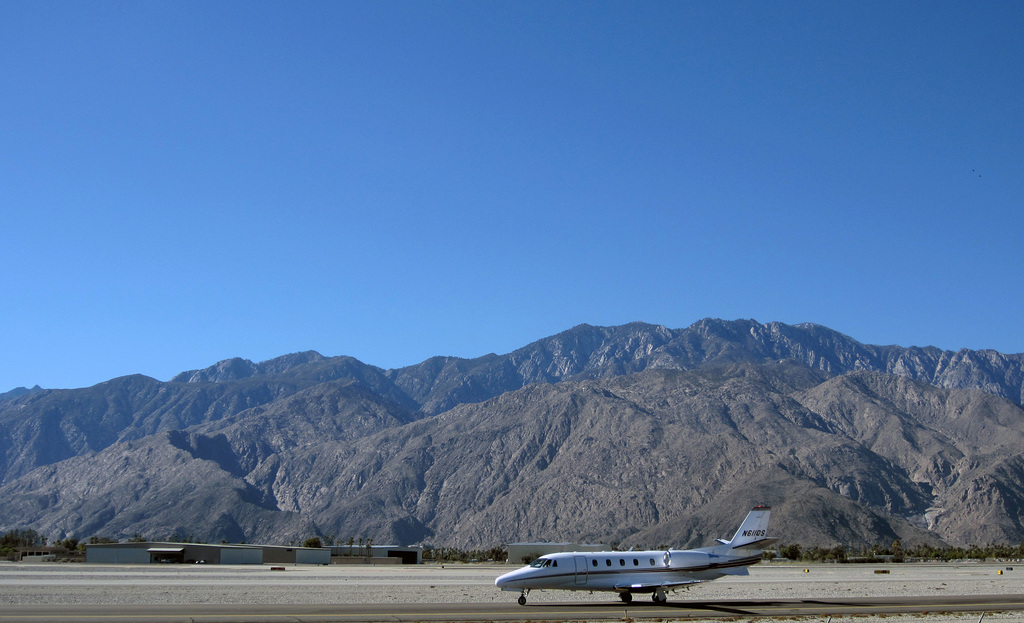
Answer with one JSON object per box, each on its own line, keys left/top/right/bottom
{"left": 529, "top": 558, "right": 548, "bottom": 568}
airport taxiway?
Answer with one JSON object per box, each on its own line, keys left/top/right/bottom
{"left": 3, "top": 595, "right": 1024, "bottom": 623}
{"left": 1, "top": 561, "right": 1023, "bottom": 622}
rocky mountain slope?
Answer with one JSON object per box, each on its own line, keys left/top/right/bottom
{"left": 1, "top": 319, "right": 1023, "bottom": 549}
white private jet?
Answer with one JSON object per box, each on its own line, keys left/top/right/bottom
{"left": 496, "top": 506, "right": 774, "bottom": 605}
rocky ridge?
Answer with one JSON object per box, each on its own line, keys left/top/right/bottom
{"left": 1, "top": 319, "right": 1023, "bottom": 549}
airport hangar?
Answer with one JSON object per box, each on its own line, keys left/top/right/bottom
{"left": 506, "top": 542, "right": 604, "bottom": 564}
{"left": 85, "top": 543, "right": 422, "bottom": 565}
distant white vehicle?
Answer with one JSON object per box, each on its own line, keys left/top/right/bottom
{"left": 496, "top": 506, "right": 774, "bottom": 605}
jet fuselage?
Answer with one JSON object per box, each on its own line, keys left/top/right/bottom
{"left": 495, "top": 506, "right": 773, "bottom": 605}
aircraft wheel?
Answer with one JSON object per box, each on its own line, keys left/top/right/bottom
{"left": 653, "top": 592, "right": 667, "bottom": 604}
{"left": 517, "top": 594, "right": 527, "bottom": 606}
{"left": 619, "top": 592, "right": 632, "bottom": 604}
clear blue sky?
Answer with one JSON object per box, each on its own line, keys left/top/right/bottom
{"left": 2, "top": 1, "right": 1022, "bottom": 390}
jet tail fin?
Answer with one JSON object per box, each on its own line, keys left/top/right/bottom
{"left": 723, "top": 506, "right": 773, "bottom": 549}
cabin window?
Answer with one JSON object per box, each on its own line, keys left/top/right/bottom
{"left": 649, "top": 558, "right": 655, "bottom": 565}
{"left": 606, "top": 559, "right": 611, "bottom": 566}
{"left": 633, "top": 559, "right": 639, "bottom": 566}
{"left": 619, "top": 559, "right": 625, "bottom": 566}
{"left": 592, "top": 559, "right": 597, "bottom": 567}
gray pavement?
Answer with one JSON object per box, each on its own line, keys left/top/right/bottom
{"left": 1, "top": 561, "right": 1023, "bottom": 622}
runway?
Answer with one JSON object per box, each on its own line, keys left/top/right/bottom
{"left": 3, "top": 594, "right": 1024, "bottom": 623}
{"left": 3, "top": 562, "right": 1024, "bottom": 622}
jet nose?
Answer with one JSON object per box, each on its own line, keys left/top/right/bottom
{"left": 495, "top": 569, "right": 521, "bottom": 588}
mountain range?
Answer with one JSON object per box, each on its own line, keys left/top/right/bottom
{"left": 2, "top": 319, "right": 1023, "bottom": 550}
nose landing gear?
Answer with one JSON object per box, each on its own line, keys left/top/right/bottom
{"left": 517, "top": 589, "right": 529, "bottom": 605}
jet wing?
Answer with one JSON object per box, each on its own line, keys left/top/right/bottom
{"left": 614, "top": 579, "right": 702, "bottom": 591}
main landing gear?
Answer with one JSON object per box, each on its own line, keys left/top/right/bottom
{"left": 618, "top": 590, "right": 665, "bottom": 605}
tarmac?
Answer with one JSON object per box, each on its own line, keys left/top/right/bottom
{"left": 1, "top": 560, "right": 1022, "bottom": 622}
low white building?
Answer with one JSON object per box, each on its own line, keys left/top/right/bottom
{"left": 328, "top": 545, "right": 421, "bottom": 564}
{"left": 507, "top": 542, "right": 605, "bottom": 564}
{"left": 84, "top": 542, "right": 329, "bottom": 565}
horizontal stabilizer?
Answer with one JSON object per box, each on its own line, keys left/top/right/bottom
{"left": 732, "top": 537, "right": 778, "bottom": 550}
